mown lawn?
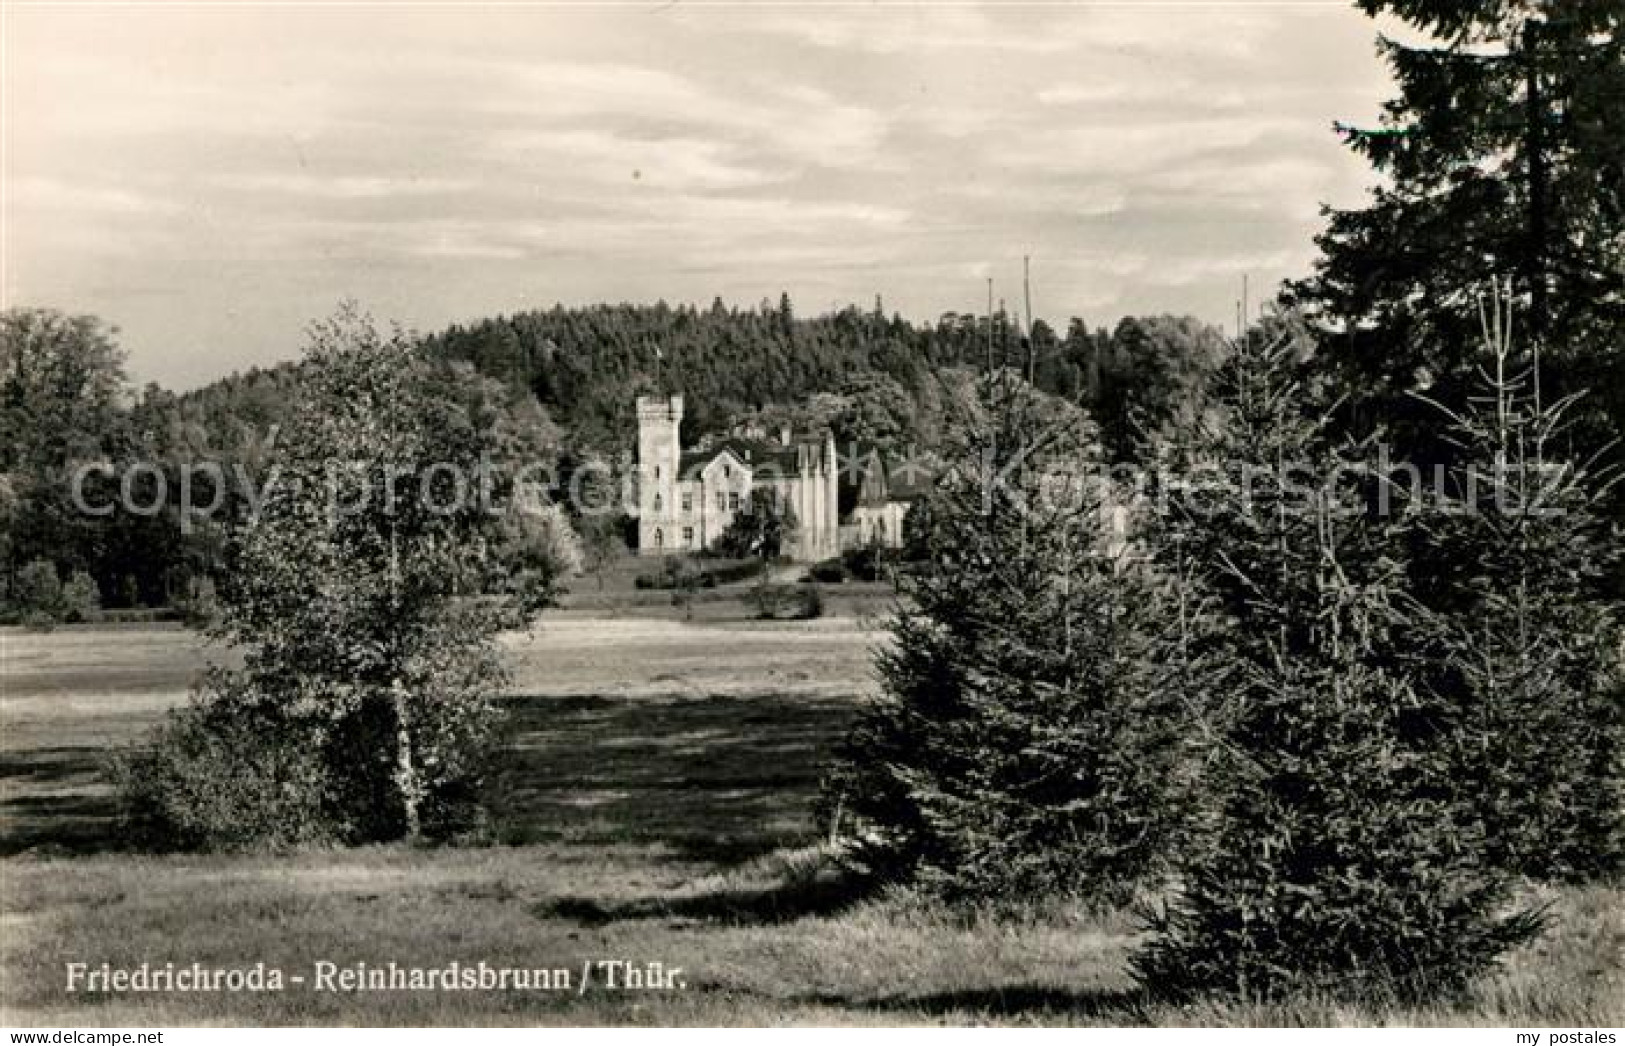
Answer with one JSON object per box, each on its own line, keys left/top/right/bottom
{"left": 1, "top": 618, "right": 1620, "bottom": 1026}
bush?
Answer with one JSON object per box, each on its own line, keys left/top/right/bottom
{"left": 751, "top": 582, "right": 794, "bottom": 619}
{"left": 808, "top": 559, "right": 847, "bottom": 583}
{"left": 15, "top": 559, "right": 61, "bottom": 619}
{"left": 113, "top": 692, "right": 333, "bottom": 852}
{"left": 92, "top": 607, "right": 182, "bottom": 624}
{"left": 636, "top": 557, "right": 760, "bottom": 590}
{"left": 841, "top": 547, "right": 884, "bottom": 582}
{"left": 800, "top": 583, "right": 825, "bottom": 619}
{"left": 704, "top": 558, "right": 769, "bottom": 586}
{"left": 175, "top": 576, "right": 218, "bottom": 628}
{"left": 20, "top": 610, "right": 56, "bottom": 632}
{"left": 754, "top": 583, "right": 825, "bottom": 620}
{"left": 60, "top": 571, "right": 101, "bottom": 623}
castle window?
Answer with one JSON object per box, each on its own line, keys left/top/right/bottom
{"left": 728, "top": 491, "right": 741, "bottom": 511}
{"left": 716, "top": 491, "right": 726, "bottom": 511}
{"left": 654, "top": 465, "right": 661, "bottom": 479}
{"left": 724, "top": 465, "right": 731, "bottom": 478}
{"left": 654, "top": 528, "right": 664, "bottom": 548}
{"left": 683, "top": 526, "right": 694, "bottom": 545}
{"left": 653, "top": 493, "right": 662, "bottom": 512}
{"left": 681, "top": 492, "right": 693, "bottom": 512}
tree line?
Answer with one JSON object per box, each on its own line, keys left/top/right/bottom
{"left": 0, "top": 298, "right": 1229, "bottom": 620}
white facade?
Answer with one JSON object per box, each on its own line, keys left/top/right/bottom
{"left": 635, "top": 395, "right": 842, "bottom": 561}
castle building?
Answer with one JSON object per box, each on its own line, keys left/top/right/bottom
{"left": 634, "top": 395, "right": 920, "bottom": 560}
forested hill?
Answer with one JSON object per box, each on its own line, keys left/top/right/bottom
{"left": 417, "top": 297, "right": 1227, "bottom": 458}
{"left": 146, "top": 294, "right": 1233, "bottom": 477}
{"left": 156, "top": 295, "right": 1228, "bottom": 479}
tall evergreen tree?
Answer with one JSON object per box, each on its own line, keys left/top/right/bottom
{"left": 1291, "top": 0, "right": 1625, "bottom": 479}
{"left": 826, "top": 373, "right": 1195, "bottom": 903}
{"left": 1409, "top": 285, "right": 1624, "bottom": 880}
{"left": 1136, "top": 334, "right": 1539, "bottom": 1002}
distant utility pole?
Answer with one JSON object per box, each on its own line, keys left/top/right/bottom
{"left": 1023, "top": 255, "right": 1035, "bottom": 384}
{"left": 1242, "top": 273, "right": 1250, "bottom": 349}
{"left": 986, "top": 276, "right": 994, "bottom": 374}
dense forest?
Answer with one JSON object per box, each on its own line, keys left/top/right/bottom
{"left": 422, "top": 297, "right": 1225, "bottom": 456}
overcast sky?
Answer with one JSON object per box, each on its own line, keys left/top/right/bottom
{"left": 3, "top": 2, "right": 1397, "bottom": 390}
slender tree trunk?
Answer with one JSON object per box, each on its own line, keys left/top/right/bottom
{"left": 388, "top": 526, "right": 420, "bottom": 839}
{"left": 391, "top": 679, "right": 421, "bottom": 839}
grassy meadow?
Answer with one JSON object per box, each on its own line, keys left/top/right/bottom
{"left": 1, "top": 596, "right": 1621, "bottom": 1026}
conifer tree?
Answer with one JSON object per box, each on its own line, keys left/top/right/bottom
{"left": 1410, "top": 284, "right": 1624, "bottom": 880}
{"left": 1292, "top": 0, "right": 1624, "bottom": 518}
{"left": 1135, "top": 334, "right": 1540, "bottom": 1002}
{"left": 827, "top": 373, "right": 1194, "bottom": 903}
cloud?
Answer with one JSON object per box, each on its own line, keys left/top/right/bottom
{"left": 9, "top": 177, "right": 183, "bottom": 216}
{"left": 447, "top": 58, "right": 889, "bottom": 172}
{"left": 1, "top": 2, "right": 1393, "bottom": 389}
{"left": 210, "top": 174, "right": 478, "bottom": 200}
{"left": 493, "top": 130, "right": 781, "bottom": 192}
{"left": 735, "top": 4, "right": 1277, "bottom": 59}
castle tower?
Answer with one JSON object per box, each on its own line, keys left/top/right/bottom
{"left": 636, "top": 395, "right": 682, "bottom": 555}
{"left": 823, "top": 430, "right": 839, "bottom": 559}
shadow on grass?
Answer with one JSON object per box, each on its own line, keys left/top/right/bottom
{"left": 0, "top": 792, "right": 124, "bottom": 857}
{"left": 489, "top": 690, "right": 859, "bottom": 866}
{"left": 0, "top": 745, "right": 127, "bottom": 856}
{"left": 1, "top": 688, "right": 862, "bottom": 862}
{"left": 0, "top": 744, "right": 111, "bottom": 784}
{"left": 538, "top": 862, "right": 876, "bottom": 927}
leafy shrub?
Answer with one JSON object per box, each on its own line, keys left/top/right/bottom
{"left": 175, "top": 576, "right": 219, "bottom": 628}
{"left": 15, "top": 559, "right": 61, "bottom": 619}
{"left": 114, "top": 308, "right": 528, "bottom": 851}
{"left": 20, "top": 610, "right": 56, "bottom": 632}
{"left": 93, "top": 607, "right": 183, "bottom": 624}
{"left": 841, "top": 547, "right": 884, "bottom": 582}
{"left": 112, "top": 689, "right": 333, "bottom": 852}
{"left": 706, "top": 558, "right": 769, "bottom": 586}
{"left": 60, "top": 571, "right": 101, "bottom": 623}
{"left": 636, "top": 557, "right": 759, "bottom": 589}
{"left": 752, "top": 583, "right": 824, "bottom": 620}
{"left": 808, "top": 559, "right": 847, "bottom": 583}
{"left": 750, "top": 582, "right": 793, "bottom": 619}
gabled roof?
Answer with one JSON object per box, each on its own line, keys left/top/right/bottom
{"left": 679, "top": 437, "right": 814, "bottom": 478}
